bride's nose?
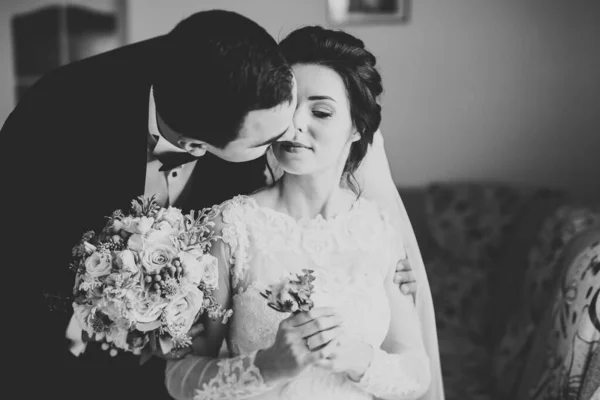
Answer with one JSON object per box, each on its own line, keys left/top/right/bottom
{"left": 292, "top": 109, "right": 308, "bottom": 135}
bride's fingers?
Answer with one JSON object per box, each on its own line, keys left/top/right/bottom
{"left": 297, "top": 314, "right": 343, "bottom": 338}
{"left": 305, "top": 326, "right": 342, "bottom": 350}
{"left": 313, "top": 359, "right": 335, "bottom": 369}
{"left": 305, "top": 338, "right": 337, "bottom": 364}
{"left": 290, "top": 307, "right": 337, "bottom": 326}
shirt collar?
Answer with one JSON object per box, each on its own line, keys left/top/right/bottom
{"left": 148, "top": 86, "right": 187, "bottom": 156}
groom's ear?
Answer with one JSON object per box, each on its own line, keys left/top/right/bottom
{"left": 179, "top": 137, "right": 208, "bottom": 157}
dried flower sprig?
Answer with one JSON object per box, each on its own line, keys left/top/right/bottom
{"left": 261, "top": 269, "right": 316, "bottom": 314}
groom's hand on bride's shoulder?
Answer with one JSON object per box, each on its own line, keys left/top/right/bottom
{"left": 394, "top": 258, "right": 417, "bottom": 297}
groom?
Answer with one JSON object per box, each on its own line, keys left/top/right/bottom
{"left": 2, "top": 9, "right": 416, "bottom": 400}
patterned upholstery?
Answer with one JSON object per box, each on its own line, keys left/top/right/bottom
{"left": 407, "top": 183, "right": 600, "bottom": 400}
{"left": 494, "top": 208, "right": 600, "bottom": 400}
{"left": 422, "top": 183, "right": 528, "bottom": 400}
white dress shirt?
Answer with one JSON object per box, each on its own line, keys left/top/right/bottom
{"left": 144, "top": 86, "right": 198, "bottom": 208}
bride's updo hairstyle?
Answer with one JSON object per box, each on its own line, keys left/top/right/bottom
{"left": 279, "top": 26, "right": 383, "bottom": 194}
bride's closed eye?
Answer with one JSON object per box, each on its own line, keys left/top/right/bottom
{"left": 312, "top": 109, "right": 333, "bottom": 119}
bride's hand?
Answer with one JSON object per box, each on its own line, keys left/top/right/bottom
{"left": 255, "top": 307, "right": 343, "bottom": 383}
{"left": 316, "top": 332, "right": 374, "bottom": 381}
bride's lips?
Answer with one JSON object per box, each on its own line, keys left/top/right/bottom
{"left": 278, "top": 141, "right": 312, "bottom": 153}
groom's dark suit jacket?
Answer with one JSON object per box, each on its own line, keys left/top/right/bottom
{"left": 2, "top": 35, "right": 268, "bottom": 400}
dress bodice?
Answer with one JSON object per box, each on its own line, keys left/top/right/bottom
{"left": 220, "top": 195, "right": 398, "bottom": 399}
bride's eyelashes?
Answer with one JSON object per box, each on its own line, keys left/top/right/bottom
{"left": 312, "top": 109, "right": 333, "bottom": 119}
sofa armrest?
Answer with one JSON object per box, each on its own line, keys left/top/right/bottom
{"left": 513, "top": 227, "right": 600, "bottom": 400}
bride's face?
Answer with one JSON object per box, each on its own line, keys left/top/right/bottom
{"left": 272, "top": 64, "right": 359, "bottom": 176}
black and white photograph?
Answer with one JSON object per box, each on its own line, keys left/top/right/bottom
{"left": 2, "top": 1, "right": 598, "bottom": 400}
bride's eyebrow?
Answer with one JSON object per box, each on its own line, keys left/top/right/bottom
{"left": 308, "top": 95, "right": 336, "bottom": 102}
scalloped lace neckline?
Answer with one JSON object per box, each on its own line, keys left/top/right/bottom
{"left": 239, "top": 194, "right": 366, "bottom": 228}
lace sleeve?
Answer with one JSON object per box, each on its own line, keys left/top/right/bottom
{"left": 165, "top": 199, "right": 274, "bottom": 400}
{"left": 350, "top": 239, "right": 432, "bottom": 400}
{"left": 166, "top": 350, "right": 274, "bottom": 400}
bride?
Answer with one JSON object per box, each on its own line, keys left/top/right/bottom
{"left": 166, "top": 26, "right": 443, "bottom": 400}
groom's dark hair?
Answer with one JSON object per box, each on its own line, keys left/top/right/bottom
{"left": 153, "top": 10, "right": 294, "bottom": 148}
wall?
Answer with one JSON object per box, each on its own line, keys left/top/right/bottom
{"left": 127, "top": 0, "right": 600, "bottom": 196}
{"left": 3, "top": 0, "right": 599, "bottom": 195}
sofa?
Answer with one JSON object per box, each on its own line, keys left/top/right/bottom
{"left": 399, "top": 182, "right": 600, "bottom": 400}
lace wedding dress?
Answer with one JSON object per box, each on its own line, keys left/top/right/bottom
{"left": 166, "top": 195, "right": 431, "bottom": 400}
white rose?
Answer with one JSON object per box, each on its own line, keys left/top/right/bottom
{"left": 178, "top": 251, "right": 204, "bottom": 286}
{"left": 179, "top": 252, "right": 219, "bottom": 287}
{"left": 163, "top": 287, "right": 204, "bottom": 334}
{"left": 84, "top": 252, "right": 112, "bottom": 278}
{"left": 132, "top": 300, "right": 168, "bottom": 332}
{"left": 140, "top": 243, "right": 177, "bottom": 274}
{"left": 199, "top": 254, "right": 219, "bottom": 289}
{"left": 114, "top": 250, "right": 139, "bottom": 274}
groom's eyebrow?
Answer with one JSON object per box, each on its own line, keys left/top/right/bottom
{"left": 253, "top": 130, "right": 288, "bottom": 148}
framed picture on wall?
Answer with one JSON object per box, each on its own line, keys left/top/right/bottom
{"left": 327, "top": 0, "right": 411, "bottom": 25}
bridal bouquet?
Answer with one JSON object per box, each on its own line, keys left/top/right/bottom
{"left": 69, "top": 196, "right": 231, "bottom": 360}
{"left": 261, "top": 269, "right": 316, "bottom": 314}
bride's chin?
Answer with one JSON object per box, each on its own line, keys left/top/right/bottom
{"left": 273, "top": 154, "right": 311, "bottom": 176}
{"left": 278, "top": 163, "right": 310, "bottom": 176}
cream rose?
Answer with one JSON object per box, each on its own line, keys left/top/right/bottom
{"left": 114, "top": 250, "right": 139, "bottom": 274}
{"left": 163, "top": 287, "right": 204, "bottom": 334}
{"left": 179, "top": 252, "right": 218, "bottom": 287}
{"left": 178, "top": 251, "right": 203, "bottom": 285}
{"left": 199, "top": 254, "right": 219, "bottom": 289}
{"left": 85, "top": 252, "right": 112, "bottom": 278}
{"left": 132, "top": 300, "right": 168, "bottom": 332}
{"left": 140, "top": 243, "right": 177, "bottom": 274}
